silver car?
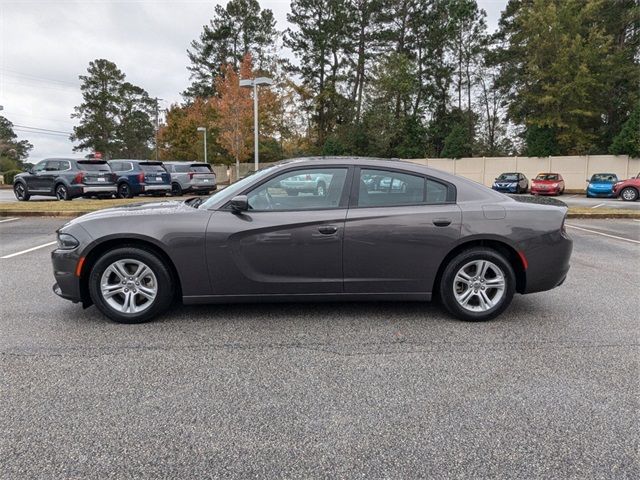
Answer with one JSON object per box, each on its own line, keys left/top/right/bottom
{"left": 279, "top": 172, "right": 332, "bottom": 196}
{"left": 164, "top": 162, "right": 217, "bottom": 196}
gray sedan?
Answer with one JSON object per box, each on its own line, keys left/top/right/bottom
{"left": 51, "top": 157, "right": 572, "bottom": 324}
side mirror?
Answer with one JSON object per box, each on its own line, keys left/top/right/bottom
{"left": 230, "top": 195, "right": 248, "bottom": 212}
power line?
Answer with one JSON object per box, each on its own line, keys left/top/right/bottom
{"left": 0, "top": 68, "right": 79, "bottom": 87}
{"left": 13, "top": 124, "right": 73, "bottom": 136}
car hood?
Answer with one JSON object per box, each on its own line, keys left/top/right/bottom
{"left": 532, "top": 179, "right": 559, "bottom": 184}
{"left": 65, "top": 200, "right": 194, "bottom": 226}
{"left": 588, "top": 181, "right": 615, "bottom": 187}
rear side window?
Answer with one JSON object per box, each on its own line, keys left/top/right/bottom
{"left": 190, "top": 164, "right": 212, "bottom": 173}
{"left": 78, "top": 161, "right": 111, "bottom": 172}
{"left": 357, "top": 169, "right": 451, "bottom": 207}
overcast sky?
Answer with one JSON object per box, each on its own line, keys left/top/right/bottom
{"left": 0, "top": 0, "right": 507, "bottom": 162}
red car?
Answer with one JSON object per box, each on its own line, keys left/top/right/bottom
{"left": 612, "top": 173, "right": 640, "bottom": 201}
{"left": 530, "top": 173, "right": 565, "bottom": 196}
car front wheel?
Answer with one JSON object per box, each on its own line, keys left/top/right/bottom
{"left": 14, "top": 182, "right": 30, "bottom": 201}
{"left": 88, "top": 247, "right": 174, "bottom": 324}
{"left": 439, "top": 248, "right": 515, "bottom": 322}
{"left": 620, "top": 187, "right": 638, "bottom": 202}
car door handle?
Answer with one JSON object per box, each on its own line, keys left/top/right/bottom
{"left": 433, "top": 218, "right": 452, "bottom": 227}
{"left": 318, "top": 225, "right": 338, "bottom": 235}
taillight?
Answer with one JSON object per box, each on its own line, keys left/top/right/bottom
{"left": 138, "top": 172, "right": 145, "bottom": 183}
{"left": 73, "top": 172, "right": 84, "bottom": 184}
{"left": 188, "top": 172, "right": 194, "bottom": 179}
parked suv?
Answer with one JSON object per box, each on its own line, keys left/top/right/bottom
{"left": 108, "top": 160, "right": 171, "bottom": 198}
{"left": 164, "top": 162, "right": 217, "bottom": 196}
{"left": 13, "top": 158, "right": 116, "bottom": 201}
{"left": 280, "top": 172, "right": 332, "bottom": 196}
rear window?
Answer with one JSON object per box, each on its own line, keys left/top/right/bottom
{"left": 172, "top": 164, "right": 191, "bottom": 173}
{"left": 190, "top": 164, "right": 212, "bottom": 173}
{"left": 140, "top": 163, "right": 166, "bottom": 173}
{"left": 78, "top": 161, "right": 111, "bottom": 172}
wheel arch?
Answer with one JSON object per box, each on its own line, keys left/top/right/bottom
{"left": 433, "top": 238, "right": 527, "bottom": 297}
{"left": 77, "top": 236, "right": 183, "bottom": 307}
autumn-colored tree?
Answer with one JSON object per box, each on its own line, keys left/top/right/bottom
{"left": 213, "top": 56, "right": 254, "bottom": 176}
{"left": 158, "top": 99, "right": 222, "bottom": 162}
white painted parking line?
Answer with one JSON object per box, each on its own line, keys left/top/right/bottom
{"left": 0, "top": 217, "right": 19, "bottom": 223}
{"left": 565, "top": 194, "right": 578, "bottom": 199}
{"left": 591, "top": 203, "right": 606, "bottom": 209}
{"left": 566, "top": 224, "right": 640, "bottom": 245}
{"left": 1, "top": 241, "right": 57, "bottom": 259}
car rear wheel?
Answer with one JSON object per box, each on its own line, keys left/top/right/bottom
{"left": 55, "top": 183, "right": 71, "bottom": 201}
{"left": 171, "top": 182, "right": 182, "bottom": 196}
{"left": 439, "top": 248, "right": 515, "bottom": 322}
{"left": 118, "top": 183, "right": 133, "bottom": 199}
{"left": 14, "top": 182, "right": 30, "bottom": 201}
{"left": 620, "top": 187, "right": 638, "bottom": 202}
{"left": 88, "top": 247, "right": 174, "bottom": 324}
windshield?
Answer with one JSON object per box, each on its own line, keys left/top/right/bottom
{"left": 536, "top": 174, "right": 558, "bottom": 181}
{"left": 590, "top": 174, "right": 617, "bottom": 183}
{"left": 497, "top": 173, "right": 518, "bottom": 181}
{"left": 199, "top": 165, "right": 279, "bottom": 209}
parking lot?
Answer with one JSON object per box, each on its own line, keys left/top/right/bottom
{"left": 1, "top": 216, "right": 638, "bottom": 478}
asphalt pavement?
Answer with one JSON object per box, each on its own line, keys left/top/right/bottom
{"left": 1, "top": 217, "right": 638, "bottom": 478}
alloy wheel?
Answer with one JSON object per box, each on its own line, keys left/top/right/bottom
{"left": 56, "top": 185, "right": 68, "bottom": 200}
{"left": 621, "top": 188, "right": 637, "bottom": 201}
{"left": 453, "top": 260, "right": 506, "bottom": 312}
{"left": 14, "top": 183, "right": 26, "bottom": 200}
{"left": 100, "top": 259, "right": 158, "bottom": 314}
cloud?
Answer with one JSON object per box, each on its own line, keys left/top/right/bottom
{"left": 0, "top": 0, "right": 505, "bottom": 162}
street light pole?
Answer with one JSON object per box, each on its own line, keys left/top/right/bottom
{"left": 240, "top": 77, "right": 273, "bottom": 172}
{"left": 197, "top": 127, "right": 207, "bottom": 163}
{"left": 253, "top": 82, "right": 259, "bottom": 172}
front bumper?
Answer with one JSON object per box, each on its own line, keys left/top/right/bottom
{"left": 492, "top": 185, "right": 518, "bottom": 193}
{"left": 51, "top": 249, "right": 83, "bottom": 303}
{"left": 530, "top": 188, "right": 560, "bottom": 195}
{"left": 586, "top": 189, "right": 614, "bottom": 198}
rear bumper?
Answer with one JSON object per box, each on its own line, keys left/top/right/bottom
{"left": 189, "top": 184, "right": 217, "bottom": 191}
{"left": 80, "top": 185, "right": 117, "bottom": 194}
{"left": 520, "top": 231, "right": 573, "bottom": 294}
{"left": 142, "top": 184, "right": 171, "bottom": 192}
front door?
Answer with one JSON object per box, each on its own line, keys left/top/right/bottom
{"left": 343, "top": 167, "right": 462, "bottom": 294}
{"left": 26, "top": 160, "right": 51, "bottom": 191}
{"left": 206, "top": 166, "right": 351, "bottom": 296}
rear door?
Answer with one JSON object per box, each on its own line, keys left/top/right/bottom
{"left": 343, "top": 167, "right": 461, "bottom": 294}
{"left": 205, "top": 166, "right": 351, "bottom": 295}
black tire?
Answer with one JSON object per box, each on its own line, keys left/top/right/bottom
{"left": 315, "top": 182, "right": 326, "bottom": 196}
{"left": 13, "top": 182, "right": 30, "bottom": 201}
{"left": 88, "top": 247, "right": 174, "bottom": 324}
{"left": 118, "top": 182, "right": 133, "bottom": 199}
{"left": 171, "top": 182, "right": 182, "bottom": 196}
{"left": 620, "top": 187, "right": 638, "bottom": 202}
{"left": 439, "top": 247, "right": 516, "bottom": 322}
{"left": 55, "top": 183, "right": 71, "bottom": 201}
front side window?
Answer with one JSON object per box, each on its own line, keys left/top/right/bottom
{"left": 45, "top": 160, "right": 60, "bottom": 171}
{"left": 246, "top": 168, "right": 348, "bottom": 211}
{"left": 33, "top": 161, "right": 46, "bottom": 173}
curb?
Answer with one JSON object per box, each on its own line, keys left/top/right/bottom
{"left": 566, "top": 212, "right": 640, "bottom": 219}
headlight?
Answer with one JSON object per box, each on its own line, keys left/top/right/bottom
{"left": 552, "top": 183, "right": 558, "bottom": 188}
{"left": 57, "top": 233, "right": 79, "bottom": 250}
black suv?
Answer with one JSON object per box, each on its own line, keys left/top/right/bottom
{"left": 13, "top": 158, "right": 117, "bottom": 201}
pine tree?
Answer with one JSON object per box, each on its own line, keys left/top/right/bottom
{"left": 185, "top": 0, "right": 277, "bottom": 99}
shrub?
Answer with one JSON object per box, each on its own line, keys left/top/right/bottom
{"left": 2, "top": 169, "right": 23, "bottom": 184}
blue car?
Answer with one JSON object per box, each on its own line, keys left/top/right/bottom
{"left": 492, "top": 172, "right": 528, "bottom": 194}
{"left": 108, "top": 160, "right": 172, "bottom": 198}
{"left": 586, "top": 173, "right": 619, "bottom": 198}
